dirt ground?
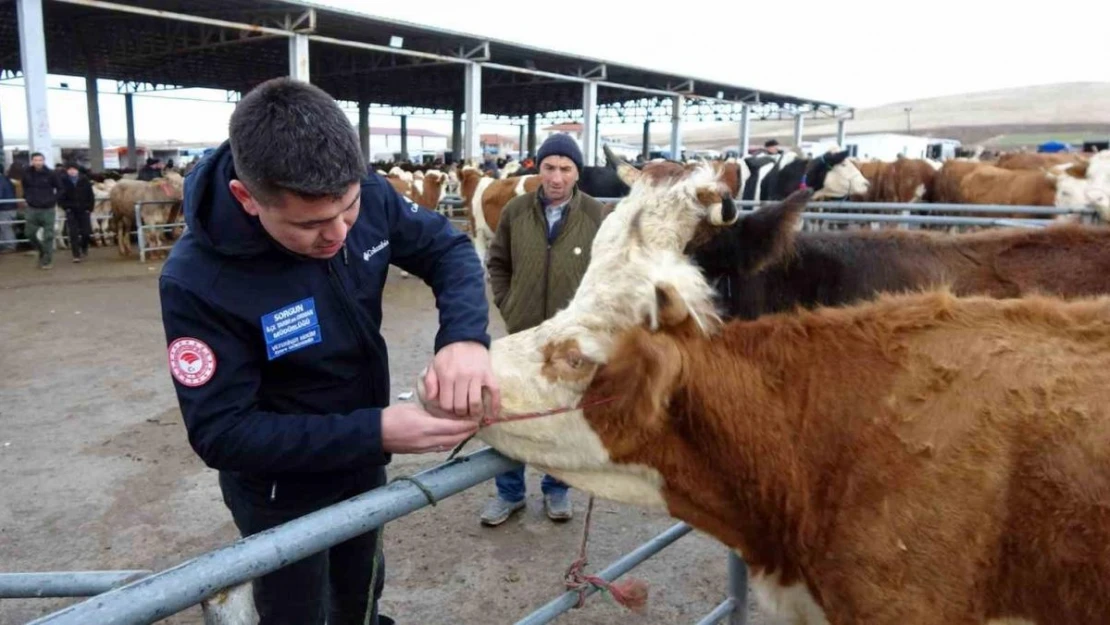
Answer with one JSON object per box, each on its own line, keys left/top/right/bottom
{"left": 0, "top": 245, "right": 783, "bottom": 625}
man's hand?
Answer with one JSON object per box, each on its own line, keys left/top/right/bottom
{"left": 423, "top": 341, "right": 501, "bottom": 418}
{"left": 381, "top": 403, "right": 478, "bottom": 454}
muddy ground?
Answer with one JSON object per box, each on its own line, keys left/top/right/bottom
{"left": 0, "top": 246, "right": 783, "bottom": 625}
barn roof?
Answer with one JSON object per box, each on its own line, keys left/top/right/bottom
{"left": 0, "top": 0, "right": 844, "bottom": 120}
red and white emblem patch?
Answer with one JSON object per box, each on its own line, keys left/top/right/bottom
{"left": 168, "top": 337, "right": 217, "bottom": 387}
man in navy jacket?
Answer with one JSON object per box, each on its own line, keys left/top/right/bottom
{"left": 159, "top": 78, "right": 497, "bottom": 625}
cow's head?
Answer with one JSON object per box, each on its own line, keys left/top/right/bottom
{"left": 425, "top": 170, "right": 449, "bottom": 205}
{"left": 688, "top": 188, "right": 812, "bottom": 278}
{"left": 807, "top": 148, "right": 870, "bottom": 199}
{"left": 418, "top": 162, "right": 738, "bottom": 501}
{"left": 1049, "top": 165, "right": 1110, "bottom": 219}
{"left": 471, "top": 271, "right": 716, "bottom": 507}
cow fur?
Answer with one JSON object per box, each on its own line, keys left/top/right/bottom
{"left": 995, "top": 151, "right": 1085, "bottom": 171}
{"left": 108, "top": 173, "right": 184, "bottom": 258}
{"left": 572, "top": 285, "right": 1110, "bottom": 624}
{"left": 691, "top": 195, "right": 1110, "bottom": 320}
{"left": 854, "top": 158, "right": 936, "bottom": 203}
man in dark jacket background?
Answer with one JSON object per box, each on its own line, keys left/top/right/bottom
{"left": 58, "top": 163, "right": 95, "bottom": 262}
{"left": 21, "top": 152, "right": 62, "bottom": 269}
{"left": 480, "top": 133, "right": 607, "bottom": 526}
{"left": 159, "top": 77, "right": 497, "bottom": 625}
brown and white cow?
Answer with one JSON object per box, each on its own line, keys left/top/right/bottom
{"left": 853, "top": 157, "right": 937, "bottom": 203}
{"left": 448, "top": 162, "right": 1110, "bottom": 623}
{"left": 457, "top": 165, "right": 542, "bottom": 264}
{"left": 561, "top": 286, "right": 1108, "bottom": 625}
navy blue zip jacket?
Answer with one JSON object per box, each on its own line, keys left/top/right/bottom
{"left": 159, "top": 142, "right": 490, "bottom": 482}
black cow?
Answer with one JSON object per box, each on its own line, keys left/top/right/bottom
{"left": 741, "top": 150, "right": 859, "bottom": 202}
{"left": 689, "top": 188, "right": 1110, "bottom": 320}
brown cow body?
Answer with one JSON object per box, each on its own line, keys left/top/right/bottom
{"left": 581, "top": 288, "right": 1110, "bottom": 624}
{"left": 931, "top": 160, "right": 983, "bottom": 204}
{"left": 995, "top": 151, "right": 1084, "bottom": 171}
{"left": 855, "top": 158, "right": 937, "bottom": 202}
{"left": 960, "top": 165, "right": 1057, "bottom": 206}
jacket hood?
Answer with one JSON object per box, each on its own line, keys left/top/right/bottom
{"left": 183, "top": 141, "right": 274, "bottom": 258}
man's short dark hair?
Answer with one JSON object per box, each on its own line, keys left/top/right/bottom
{"left": 229, "top": 77, "right": 365, "bottom": 205}
{"left": 30, "top": 152, "right": 44, "bottom": 159}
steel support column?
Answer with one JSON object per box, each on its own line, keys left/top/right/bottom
{"left": 399, "top": 115, "right": 408, "bottom": 160}
{"left": 793, "top": 113, "right": 804, "bottom": 147}
{"left": 738, "top": 104, "right": 751, "bottom": 159}
{"left": 289, "top": 33, "right": 310, "bottom": 82}
{"left": 642, "top": 119, "right": 650, "bottom": 159}
{"left": 517, "top": 125, "right": 524, "bottom": 160}
{"left": 670, "top": 95, "right": 683, "bottom": 160}
{"left": 85, "top": 70, "right": 104, "bottom": 172}
{"left": 526, "top": 113, "right": 537, "bottom": 157}
{"left": 463, "top": 62, "right": 481, "bottom": 163}
{"left": 358, "top": 101, "right": 370, "bottom": 162}
{"left": 124, "top": 93, "right": 137, "bottom": 170}
{"left": 17, "top": 0, "right": 53, "bottom": 166}
{"left": 581, "top": 81, "right": 598, "bottom": 166}
{"left": 0, "top": 104, "right": 6, "bottom": 170}
{"left": 451, "top": 109, "right": 462, "bottom": 162}
{"left": 836, "top": 118, "right": 847, "bottom": 148}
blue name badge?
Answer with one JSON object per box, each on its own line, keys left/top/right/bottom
{"left": 261, "top": 297, "right": 322, "bottom": 361}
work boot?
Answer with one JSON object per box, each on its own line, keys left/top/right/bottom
{"left": 480, "top": 496, "right": 525, "bottom": 526}
{"left": 544, "top": 491, "right": 573, "bottom": 522}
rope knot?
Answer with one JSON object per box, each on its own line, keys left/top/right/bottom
{"left": 561, "top": 496, "right": 650, "bottom": 612}
{"left": 563, "top": 558, "right": 649, "bottom": 611}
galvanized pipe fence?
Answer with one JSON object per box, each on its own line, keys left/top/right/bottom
{"left": 12, "top": 447, "right": 750, "bottom": 624}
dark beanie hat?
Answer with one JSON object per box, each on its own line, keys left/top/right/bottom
{"left": 536, "top": 133, "right": 584, "bottom": 172}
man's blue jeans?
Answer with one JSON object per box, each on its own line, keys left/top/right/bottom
{"left": 495, "top": 466, "right": 568, "bottom": 503}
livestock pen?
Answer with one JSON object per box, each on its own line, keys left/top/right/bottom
{"left": 3, "top": 198, "right": 1102, "bottom": 625}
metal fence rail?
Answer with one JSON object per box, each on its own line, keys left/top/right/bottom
{"left": 27, "top": 448, "right": 520, "bottom": 625}
{"left": 0, "top": 571, "right": 152, "bottom": 599}
{"left": 134, "top": 199, "right": 184, "bottom": 263}
{"left": 735, "top": 199, "right": 1100, "bottom": 217}
{"left": 515, "top": 522, "right": 692, "bottom": 625}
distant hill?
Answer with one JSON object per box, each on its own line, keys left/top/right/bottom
{"left": 614, "top": 82, "right": 1110, "bottom": 151}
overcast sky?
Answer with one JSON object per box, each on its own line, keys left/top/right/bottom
{"left": 2, "top": 0, "right": 1107, "bottom": 145}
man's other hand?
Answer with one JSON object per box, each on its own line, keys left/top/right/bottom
{"left": 381, "top": 403, "right": 478, "bottom": 454}
{"left": 423, "top": 341, "right": 501, "bottom": 418}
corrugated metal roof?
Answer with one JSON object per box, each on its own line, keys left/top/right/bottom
{"left": 0, "top": 0, "right": 841, "bottom": 116}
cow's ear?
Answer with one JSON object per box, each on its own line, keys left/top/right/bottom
{"left": 1064, "top": 161, "right": 1089, "bottom": 179}
{"left": 733, "top": 187, "right": 810, "bottom": 273}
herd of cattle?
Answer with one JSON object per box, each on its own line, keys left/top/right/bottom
{"left": 44, "top": 144, "right": 1110, "bottom": 264}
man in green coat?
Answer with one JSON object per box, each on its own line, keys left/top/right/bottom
{"left": 481, "top": 133, "right": 607, "bottom": 526}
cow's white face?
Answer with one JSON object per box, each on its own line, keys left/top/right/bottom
{"left": 819, "top": 158, "right": 871, "bottom": 199}
{"left": 1052, "top": 171, "right": 1110, "bottom": 218}
{"left": 419, "top": 162, "right": 735, "bottom": 505}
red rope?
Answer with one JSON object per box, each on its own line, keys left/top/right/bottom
{"left": 478, "top": 395, "right": 617, "bottom": 428}
{"left": 562, "top": 496, "right": 650, "bottom": 612}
